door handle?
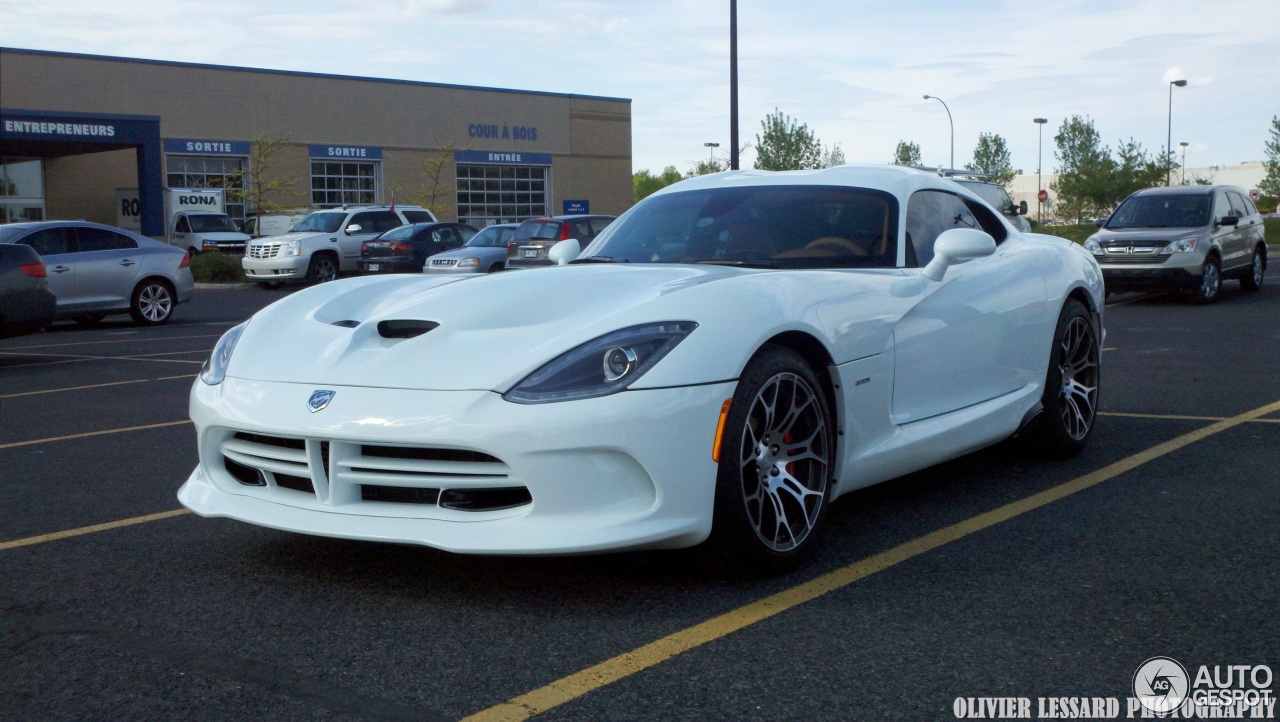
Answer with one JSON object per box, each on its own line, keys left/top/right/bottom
{"left": 119, "top": 260, "right": 136, "bottom": 267}
{"left": 53, "top": 266, "right": 71, "bottom": 273}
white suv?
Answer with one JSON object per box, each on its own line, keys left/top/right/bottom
{"left": 243, "top": 205, "right": 437, "bottom": 286}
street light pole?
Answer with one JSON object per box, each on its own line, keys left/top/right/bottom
{"left": 1167, "top": 79, "right": 1187, "bottom": 186}
{"left": 1179, "top": 141, "right": 1189, "bottom": 185}
{"left": 729, "top": 0, "right": 739, "bottom": 171}
{"left": 1034, "top": 117, "right": 1048, "bottom": 223}
{"left": 923, "top": 95, "right": 954, "bottom": 170}
{"left": 704, "top": 142, "right": 720, "bottom": 168}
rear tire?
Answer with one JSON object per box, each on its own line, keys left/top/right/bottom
{"left": 704, "top": 345, "right": 835, "bottom": 576}
{"left": 1240, "top": 247, "right": 1265, "bottom": 292}
{"left": 1022, "top": 299, "right": 1099, "bottom": 458}
{"left": 129, "top": 279, "right": 175, "bottom": 325}
{"left": 306, "top": 254, "right": 338, "bottom": 285}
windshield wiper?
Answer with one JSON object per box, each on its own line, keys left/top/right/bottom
{"left": 694, "top": 259, "right": 782, "bottom": 269}
{"left": 570, "top": 255, "right": 627, "bottom": 264}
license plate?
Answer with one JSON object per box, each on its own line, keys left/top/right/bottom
{"left": 367, "top": 263, "right": 380, "bottom": 272}
{"left": 523, "top": 249, "right": 539, "bottom": 259}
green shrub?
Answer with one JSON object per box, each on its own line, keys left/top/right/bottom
{"left": 189, "top": 252, "right": 247, "bottom": 283}
{"left": 1031, "top": 223, "right": 1096, "bottom": 245}
{"left": 1265, "top": 217, "right": 1279, "bottom": 246}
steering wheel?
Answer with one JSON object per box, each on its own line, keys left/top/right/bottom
{"left": 803, "top": 236, "right": 867, "bottom": 256}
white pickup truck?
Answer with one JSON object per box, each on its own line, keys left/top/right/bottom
{"left": 116, "top": 187, "right": 251, "bottom": 255}
{"left": 241, "top": 204, "right": 437, "bottom": 286}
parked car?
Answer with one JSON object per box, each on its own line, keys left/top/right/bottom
{"left": 953, "top": 179, "right": 1031, "bottom": 233}
{"left": 1084, "top": 185, "right": 1267, "bottom": 303}
{"left": 0, "top": 221, "right": 194, "bottom": 326}
{"left": 425, "top": 223, "right": 520, "bottom": 274}
{"left": 242, "top": 205, "right": 438, "bottom": 287}
{"left": 0, "top": 243, "right": 56, "bottom": 338}
{"left": 357, "top": 222, "right": 478, "bottom": 275}
{"left": 179, "top": 165, "right": 1104, "bottom": 574}
{"left": 505, "top": 215, "right": 615, "bottom": 269}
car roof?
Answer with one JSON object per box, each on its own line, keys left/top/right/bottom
{"left": 653, "top": 164, "right": 990, "bottom": 202}
{"left": 1131, "top": 184, "right": 1236, "bottom": 196}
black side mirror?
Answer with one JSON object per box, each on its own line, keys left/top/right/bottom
{"left": 1018, "top": 200, "right": 1029, "bottom": 216}
{"left": 1217, "top": 215, "right": 1239, "bottom": 227}
{"left": 1094, "top": 218, "right": 1107, "bottom": 228}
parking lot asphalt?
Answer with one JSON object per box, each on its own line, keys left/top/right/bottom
{"left": 1, "top": 279, "right": 1277, "bottom": 720}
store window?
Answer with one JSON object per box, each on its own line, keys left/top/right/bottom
{"left": 0, "top": 158, "right": 46, "bottom": 223}
{"left": 456, "top": 164, "right": 549, "bottom": 227}
{"left": 166, "top": 155, "right": 247, "bottom": 225}
{"left": 311, "top": 161, "right": 378, "bottom": 207}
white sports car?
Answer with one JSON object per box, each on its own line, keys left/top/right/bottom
{"left": 179, "top": 165, "right": 1103, "bottom": 573}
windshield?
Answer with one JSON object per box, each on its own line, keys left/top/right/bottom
{"left": 466, "top": 226, "right": 516, "bottom": 247}
{"left": 1106, "top": 193, "right": 1211, "bottom": 229}
{"left": 290, "top": 212, "right": 345, "bottom": 233}
{"left": 514, "top": 220, "right": 564, "bottom": 242}
{"left": 584, "top": 185, "right": 899, "bottom": 269}
{"left": 187, "top": 214, "right": 240, "bottom": 233}
{"left": 956, "top": 181, "right": 1014, "bottom": 214}
{"left": 378, "top": 225, "right": 416, "bottom": 241}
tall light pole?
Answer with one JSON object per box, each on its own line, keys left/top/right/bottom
{"left": 1167, "top": 79, "right": 1187, "bottom": 186}
{"left": 1179, "top": 141, "right": 1189, "bottom": 185}
{"left": 704, "top": 142, "right": 720, "bottom": 168}
{"left": 1034, "top": 118, "right": 1048, "bottom": 223}
{"left": 923, "top": 95, "right": 954, "bottom": 170}
{"left": 729, "top": 0, "right": 739, "bottom": 170}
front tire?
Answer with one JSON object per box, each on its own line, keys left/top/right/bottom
{"left": 706, "top": 346, "right": 835, "bottom": 575}
{"left": 128, "top": 279, "right": 175, "bottom": 325}
{"left": 306, "top": 254, "right": 338, "bottom": 285}
{"left": 1024, "top": 299, "right": 1099, "bottom": 458}
{"left": 1192, "top": 256, "right": 1221, "bottom": 304}
{"left": 1240, "top": 247, "right": 1265, "bottom": 292}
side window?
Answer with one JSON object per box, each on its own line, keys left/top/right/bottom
{"left": 904, "top": 190, "right": 979, "bottom": 267}
{"left": 1212, "top": 193, "right": 1233, "bottom": 223}
{"left": 962, "top": 199, "right": 1008, "bottom": 243}
{"left": 1227, "top": 192, "right": 1249, "bottom": 219}
{"left": 375, "top": 212, "right": 402, "bottom": 233}
{"left": 175, "top": 217, "right": 191, "bottom": 234}
{"left": 18, "top": 227, "right": 75, "bottom": 256}
{"left": 401, "top": 210, "right": 435, "bottom": 224}
{"left": 77, "top": 227, "right": 138, "bottom": 252}
{"left": 589, "top": 218, "right": 613, "bottom": 236}
{"left": 347, "top": 212, "right": 379, "bottom": 233}
{"left": 429, "top": 230, "right": 444, "bottom": 244}
{"left": 571, "top": 220, "right": 593, "bottom": 239}
{"left": 458, "top": 226, "right": 477, "bottom": 243}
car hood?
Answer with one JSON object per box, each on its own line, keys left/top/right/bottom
{"left": 1092, "top": 227, "right": 1201, "bottom": 244}
{"left": 227, "top": 265, "right": 767, "bottom": 391}
{"left": 431, "top": 246, "right": 506, "bottom": 260}
{"left": 251, "top": 231, "right": 332, "bottom": 244}
{"left": 195, "top": 232, "right": 251, "bottom": 242}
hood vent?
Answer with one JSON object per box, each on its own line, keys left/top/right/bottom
{"left": 330, "top": 319, "right": 360, "bottom": 328}
{"left": 377, "top": 319, "right": 440, "bottom": 339}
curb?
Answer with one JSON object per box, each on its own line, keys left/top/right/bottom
{"left": 194, "top": 282, "right": 258, "bottom": 290}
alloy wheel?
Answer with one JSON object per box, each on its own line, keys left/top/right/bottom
{"left": 1058, "top": 316, "right": 1099, "bottom": 440}
{"left": 1200, "top": 262, "right": 1220, "bottom": 300}
{"left": 138, "top": 284, "right": 173, "bottom": 322}
{"left": 738, "top": 372, "right": 830, "bottom": 552}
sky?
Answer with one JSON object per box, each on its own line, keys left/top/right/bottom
{"left": 2, "top": 0, "right": 1278, "bottom": 177}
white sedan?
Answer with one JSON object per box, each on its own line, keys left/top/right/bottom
{"left": 179, "top": 165, "right": 1103, "bottom": 573}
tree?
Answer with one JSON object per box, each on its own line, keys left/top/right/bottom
{"left": 1261, "top": 116, "right": 1280, "bottom": 200}
{"left": 892, "top": 141, "right": 921, "bottom": 166}
{"left": 753, "top": 109, "right": 823, "bottom": 171}
{"left": 235, "top": 133, "right": 302, "bottom": 215}
{"left": 822, "top": 143, "right": 846, "bottom": 168}
{"left": 404, "top": 139, "right": 467, "bottom": 218}
{"left": 1050, "top": 116, "right": 1114, "bottom": 223}
{"left": 1111, "top": 138, "right": 1166, "bottom": 203}
{"left": 965, "top": 132, "right": 1015, "bottom": 186}
{"left": 633, "top": 166, "right": 684, "bottom": 201}
{"left": 690, "top": 157, "right": 728, "bottom": 176}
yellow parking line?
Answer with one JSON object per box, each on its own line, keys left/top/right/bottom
{"left": 0, "top": 351, "right": 205, "bottom": 367}
{"left": 463, "top": 396, "right": 1280, "bottom": 722}
{"left": 0, "top": 509, "right": 191, "bottom": 551}
{"left": 1100, "top": 411, "right": 1227, "bottom": 422}
{"left": 0, "top": 420, "right": 191, "bottom": 450}
{"left": 2, "top": 333, "right": 221, "bottom": 350}
{"left": 0, "top": 374, "right": 195, "bottom": 399}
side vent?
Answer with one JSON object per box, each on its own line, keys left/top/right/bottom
{"left": 377, "top": 319, "right": 440, "bottom": 339}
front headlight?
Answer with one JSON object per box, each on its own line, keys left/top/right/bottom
{"left": 1160, "top": 237, "right": 1199, "bottom": 255}
{"left": 456, "top": 257, "right": 480, "bottom": 268}
{"left": 503, "top": 321, "right": 698, "bottom": 404}
{"left": 283, "top": 239, "right": 302, "bottom": 257}
{"left": 200, "top": 322, "right": 247, "bottom": 385}
{"left": 1084, "top": 237, "right": 1102, "bottom": 254}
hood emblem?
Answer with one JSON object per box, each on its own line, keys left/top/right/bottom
{"left": 308, "top": 390, "right": 336, "bottom": 413}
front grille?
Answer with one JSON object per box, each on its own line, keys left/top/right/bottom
{"left": 430, "top": 258, "right": 458, "bottom": 268}
{"left": 1098, "top": 255, "right": 1170, "bottom": 265}
{"left": 247, "top": 244, "right": 282, "bottom": 259}
{"left": 214, "top": 432, "right": 528, "bottom": 513}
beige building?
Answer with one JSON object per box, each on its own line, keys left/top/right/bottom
{"left": 0, "top": 47, "right": 632, "bottom": 236}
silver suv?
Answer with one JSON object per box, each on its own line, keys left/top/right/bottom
{"left": 1085, "top": 185, "right": 1266, "bottom": 303}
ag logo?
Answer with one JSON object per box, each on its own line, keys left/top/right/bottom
{"left": 1133, "top": 656, "right": 1189, "bottom": 715}
{"left": 307, "top": 390, "right": 336, "bottom": 413}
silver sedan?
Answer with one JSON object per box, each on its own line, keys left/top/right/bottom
{"left": 424, "top": 223, "right": 520, "bottom": 274}
{"left": 0, "top": 220, "right": 195, "bottom": 326}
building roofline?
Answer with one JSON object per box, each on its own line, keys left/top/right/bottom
{"left": 0, "top": 46, "right": 633, "bottom": 104}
